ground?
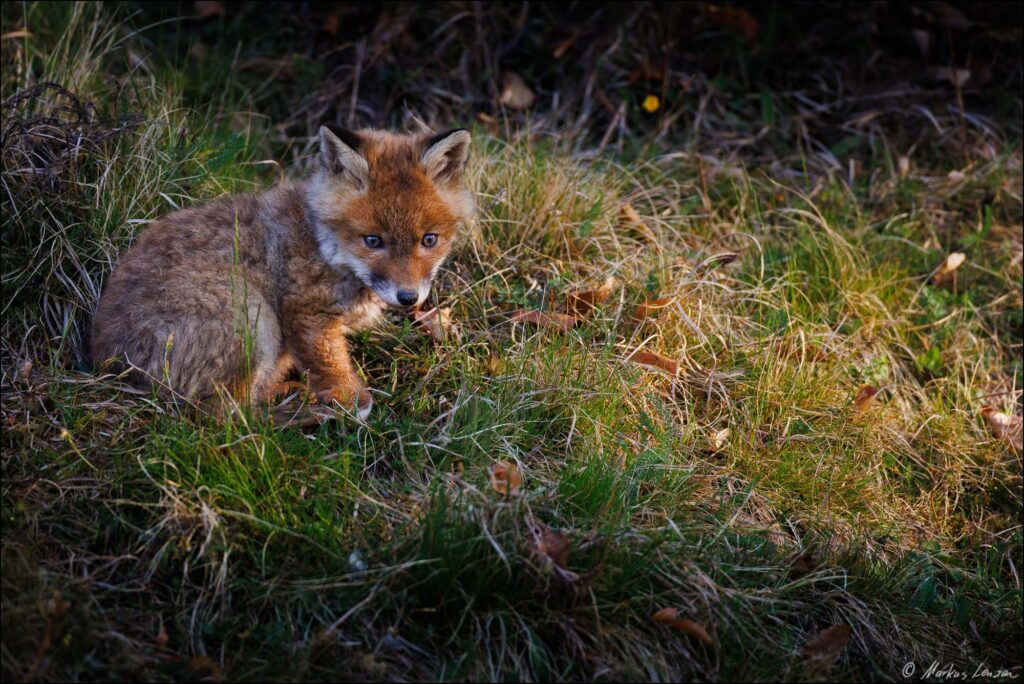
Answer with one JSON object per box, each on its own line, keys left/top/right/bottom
{"left": 1, "top": 2, "right": 1022, "bottom": 682}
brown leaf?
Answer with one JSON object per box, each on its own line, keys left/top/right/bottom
{"left": 475, "top": 111, "right": 499, "bottom": 132}
{"left": 651, "top": 608, "right": 716, "bottom": 646}
{"left": 981, "top": 406, "right": 1023, "bottom": 452}
{"left": 483, "top": 354, "right": 506, "bottom": 376}
{"left": 507, "top": 309, "right": 582, "bottom": 332}
{"left": 853, "top": 385, "right": 879, "bottom": 411}
{"left": 565, "top": 276, "right": 618, "bottom": 317}
{"left": 536, "top": 528, "right": 571, "bottom": 569}
{"left": 618, "top": 203, "right": 658, "bottom": 243}
{"left": 194, "top": 1, "right": 224, "bottom": 19}
{"left": 699, "top": 252, "right": 739, "bottom": 270}
{"left": 932, "top": 252, "right": 966, "bottom": 284}
{"left": 412, "top": 306, "right": 458, "bottom": 342}
{"left": 627, "top": 59, "right": 666, "bottom": 85}
{"left": 551, "top": 33, "right": 577, "bottom": 59}
{"left": 185, "top": 656, "right": 225, "bottom": 683}
{"left": 705, "top": 4, "right": 759, "bottom": 43}
{"left": 706, "top": 427, "right": 731, "bottom": 452}
{"left": 155, "top": 624, "right": 169, "bottom": 649}
{"left": 490, "top": 461, "right": 523, "bottom": 494}
{"left": 499, "top": 71, "right": 536, "bottom": 110}
{"left": 801, "top": 625, "right": 851, "bottom": 675}
{"left": 630, "top": 351, "right": 679, "bottom": 374}
{"left": 320, "top": 11, "right": 340, "bottom": 37}
{"left": 632, "top": 297, "right": 674, "bottom": 321}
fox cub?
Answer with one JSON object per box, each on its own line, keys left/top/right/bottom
{"left": 91, "top": 127, "right": 474, "bottom": 417}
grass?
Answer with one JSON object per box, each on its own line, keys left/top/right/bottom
{"left": 2, "top": 2, "right": 1022, "bottom": 682}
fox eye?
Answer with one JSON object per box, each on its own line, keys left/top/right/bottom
{"left": 421, "top": 233, "right": 438, "bottom": 248}
{"left": 363, "top": 235, "right": 383, "bottom": 249}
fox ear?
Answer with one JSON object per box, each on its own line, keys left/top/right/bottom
{"left": 319, "top": 126, "right": 369, "bottom": 188}
{"left": 422, "top": 129, "right": 471, "bottom": 183}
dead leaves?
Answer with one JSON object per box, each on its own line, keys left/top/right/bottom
{"left": 931, "top": 252, "right": 966, "bottom": 285}
{"left": 629, "top": 350, "right": 679, "bottom": 375}
{"left": 852, "top": 385, "right": 879, "bottom": 412}
{"left": 508, "top": 276, "right": 618, "bottom": 331}
{"left": 981, "top": 406, "right": 1023, "bottom": 452}
{"left": 651, "top": 608, "right": 716, "bottom": 647}
{"left": 565, "top": 276, "right": 618, "bottom": 316}
{"left": 489, "top": 461, "right": 523, "bottom": 494}
{"left": 618, "top": 203, "right": 659, "bottom": 244}
{"left": 535, "top": 527, "right": 571, "bottom": 569}
{"left": 800, "top": 624, "right": 852, "bottom": 676}
{"left": 631, "top": 297, "right": 674, "bottom": 321}
{"left": 500, "top": 71, "right": 536, "bottom": 110}
{"left": 705, "top": 4, "right": 759, "bottom": 44}
{"left": 194, "top": 1, "right": 225, "bottom": 19}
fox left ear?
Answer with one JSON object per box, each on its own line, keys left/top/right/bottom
{"left": 422, "top": 129, "right": 471, "bottom": 183}
{"left": 319, "top": 125, "right": 369, "bottom": 189}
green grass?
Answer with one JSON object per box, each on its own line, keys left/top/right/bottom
{"left": 2, "top": 2, "right": 1022, "bottom": 682}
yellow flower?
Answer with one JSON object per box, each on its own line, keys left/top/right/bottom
{"left": 642, "top": 94, "right": 660, "bottom": 113}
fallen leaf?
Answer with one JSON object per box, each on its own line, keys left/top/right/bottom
{"left": 475, "top": 111, "right": 499, "bottom": 132}
{"left": 630, "top": 350, "right": 679, "bottom": 374}
{"left": 320, "top": 11, "right": 340, "bottom": 37}
{"left": 508, "top": 309, "right": 582, "bottom": 332}
{"left": 490, "top": 461, "right": 523, "bottom": 494}
{"left": 155, "top": 624, "right": 169, "bottom": 649}
{"left": 627, "top": 60, "right": 666, "bottom": 85}
{"left": 566, "top": 276, "right": 618, "bottom": 316}
{"left": 707, "top": 427, "right": 731, "bottom": 451}
{"left": 699, "top": 252, "right": 739, "bottom": 270}
{"left": 618, "top": 203, "right": 660, "bottom": 244}
{"left": 898, "top": 155, "right": 911, "bottom": 177}
{"left": 932, "top": 252, "right": 966, "bottom": 284}
{"left": 412, "top": 306, "right": 459, "bottom": 342}
{"left": 483, "top": 354, "right": 506, "bottom": 375}
{"left": 632, "top": 297, "right": 674, "bottom": 320}
{"left": 981, "top": 406, "right": 1023, "bottom": 452}
{"left": 551, "top": 33, "right": 576, "bottom": 59}
{"left": 651, "top": 608, "right": 716, "bottom": 646}
{"left": 185, "top": 656, "right": 225, "bottom": 683}
{"left": 801, "top": 625, "right": 851, "bottom": 675}
{"left": 500, "top": 71, "right": 536, "bottom": 110}
{"left": 642, "top": 95, "right": 660, "bottom": 113}
{"left": 194, "top": 1, "right": 224, "bottom": 19}
{"left": 705, "top": 4, "right": 759, "bottom": 43}
{"left": 536, "top": 527, "right": 571, "bottom": 569}
{"left": 853, "top": 385, "right": 879, "bottom": 411}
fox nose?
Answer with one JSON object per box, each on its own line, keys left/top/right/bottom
{"left": 396, "top": 289, "right": 418, "bottom": 306}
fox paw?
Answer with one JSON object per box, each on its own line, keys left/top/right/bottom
{"left": 317, "top": 386, "right": 373, "bottom": 421}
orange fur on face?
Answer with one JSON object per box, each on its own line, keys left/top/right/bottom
{"left": 310, "top": 128, "right": 474, "bottom": 307}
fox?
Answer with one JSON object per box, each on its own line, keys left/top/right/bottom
{"left": 90, "top": 126, "right": 474, "bottom": 418}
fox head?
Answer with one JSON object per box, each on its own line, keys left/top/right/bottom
{"left": 308, "top": 126, "right": 474, "bottom": 308}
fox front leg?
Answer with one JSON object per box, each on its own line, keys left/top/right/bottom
{"left": 292, "top": 315, "right": 373, "bottom": 420}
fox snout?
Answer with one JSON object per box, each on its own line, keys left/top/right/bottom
{"left": 367, "top": 273, "right": 432, "bottom": 308}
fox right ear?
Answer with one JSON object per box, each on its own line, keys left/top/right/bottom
{"left": 319, "top": 126, "right": 369, "bottom": 189}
